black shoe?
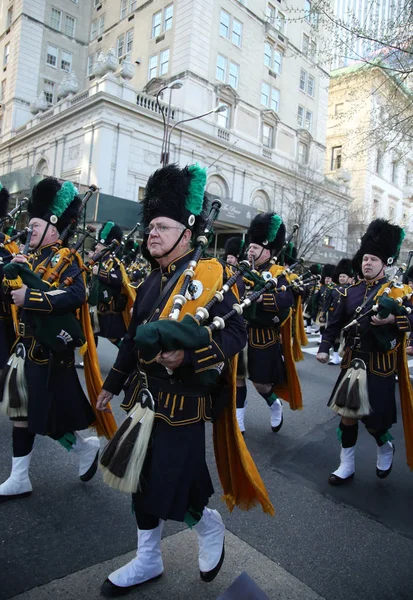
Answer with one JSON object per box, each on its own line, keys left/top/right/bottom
{"left": 101, "top": 574, "right": 163, "bottom": 597}
{"left": 200, "top": 542, "right": 225, "bottom": 583}
{"left": 271, "top": 415, "right": 283, "bottom": 433}
{"left": 80, "top": 449, "right": 100, "bottom": 482}
{"left": 328, "top": 472, "right": 354, "bottom": 486}
{"left": 376, "top": 444, "right": 395, "bottom": 479}
{"left": 0, "top": 490, "right": 32, "bottom": 503}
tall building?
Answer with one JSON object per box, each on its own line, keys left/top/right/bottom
{"left": 325, "top": 62, "right": 413, "bottom": 255}
{"left": 332, "top": 0, "right": 408, "bottom": 69}
{"left": 0, "top": 0, "right": 351, "bottom": 259}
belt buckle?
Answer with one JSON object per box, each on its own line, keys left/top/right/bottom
{"left": 18, "top": 322, "right": 25, "bottom": 336}
{"left": 139, "top": 370, "right": 148, "bottom": 389}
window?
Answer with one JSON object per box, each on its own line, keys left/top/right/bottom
{"left": 44, "top": 79, "right": 55, "bottom": 104}
{"left": 298, "top": 141, "right": 308, "bottom": 164}
{"left": 305, "top": 109, "right": 312, "bottom": 131}
{"left": 217, "top": 103, "right": 231, "bottom": 129}
{"left": 261, "top": 82, "right": 270, "bottom": 107}
{"left": 297, "top": 106, "right": 312, "bottom": 131}
{"left": 130, "top": 0, "right": 137, "bottom": 10}
{"left": 51, "top": 7, "right": 62, "bottom": 30}
{"left": 323, "top": 235, "right": 332, "bottom": 247}
{"left": 152, "top": 11, "right": 162, "bottom": 37}
{"left": 376, "top": 150, "right": 383, "bottom": 174}
{"left": 271, "top": 88, "right": 280, "bottom": 112}
{"left": 98, "top": 15, "right": 105, "bottom": 35}
{"left": 310, "top": 40, "right": 317, "bottom": 58}
{"left": 229, "top": 62, "right": 239, "bottom": 89}
{"left": 302, "top": 33, "right": 309, "bottom": 55}
{"left": 267, "top": 3, "right": 276, "bottom": 20}
{"left": 90, "top": 20, "right": 97, "bottom": 40}
{"left": 94, "top": 0, "right": 100, "bottom": 6}
{"left": 1, "top": 80, "right": 6, "bottom": 102}
{"left": 120, "top": 0, "right": 128, "bottom": 19}
{"left": 307, "top": 75, "right": 315, "bottom": 97}
{"left": 126, "top": 29, "right": 134, "bottom": 54}
{"left": 46, "top": 44, "right": 58, "bottom": 67}
{"left": 61, "top": 50, "right": 72, "bottom": 73}
{"left": 331, "top": 146, "right": 342, "bottom": 170}
{"left": 148, "top": 55, "right": 157, "bottom": 79}
{"left": 164, "top": 4, "right": 173, "bottom": 31}
{"left": 232, "top": 19, "right": 242, "bottom": 46}
{"left": 304, "top": 0, "right": 311, "bottom": 22}
{"left": 391, "top": 160, "right": 398, "bottom": 184}
{"left": 264, "top": 42, "right": 272, "bottom": 67}
{"left": 262, "top": 123, "right": 274, "bottom": 148}
{"left": 65, "top": 15, "right": 76, "bottom": 37}
{"left": 160, "top": 48, "right": 169, "bottom": 75}
{"left": 117, "top": 34, "right": 125, "bottom": 58}
{"left": 220, "top": 10, "right": 230, "bottom": 38}
{"left": 406, "top": 165, "right": 413, "bottom": 186}
{"left": 276, "top": 11, "right": 285, "bottom": 33}
{"left": 273, "top": 50, "right": 282, "bottom": 74}
{"left": 216, "top": 54, "right": 227, "bottom": 82}
{"left": 7, "top": 6, "right": 13, "bottom": 28}
{"left": 335, "top": 103, "right": 344, "bottom": 116}
{"left": 299, "top": 69, "right": 306, "bottom": 91}
{"left": 87, "top": 54, "right": 95, "bottom": 76}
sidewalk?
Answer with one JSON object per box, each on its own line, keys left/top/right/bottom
{"left": 8, "top": 530, "right": 325, "bottom": 600}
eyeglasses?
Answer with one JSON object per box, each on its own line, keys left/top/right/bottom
{"left": 144, "top": 224, "right": 186, "bottom": 235}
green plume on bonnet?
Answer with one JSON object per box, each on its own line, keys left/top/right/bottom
{"left": 268, "top": 214, "right": 283, "bottom": 243}
{"left": 0, "top": 182, "right": 3, "bottom": 192}
{"left": 101, "top": 221, "right": 115, "bottom": 242}
{"left": 395, "top": 227, "right": 406, "bottom": 259}
{"left": 185, "top": 164, "right": 207, "bottom": 216}
{"left": 51, "top": 181, "right": 78, "bottom": 217}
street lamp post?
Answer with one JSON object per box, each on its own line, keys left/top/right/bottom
{"left": 164, "top": 104, "right": 228, "bottom": 166}
{"left": 155, "top": 80, "right": 183, "bottom": 166}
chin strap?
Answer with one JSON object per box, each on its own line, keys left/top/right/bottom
{"left": 32, "top": 222, "right": 51, "bottom": 253}
{"left": 156, "top": 228, "right": 188, "bottom": 260}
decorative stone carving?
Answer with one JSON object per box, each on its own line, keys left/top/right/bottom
{"left": 66, "top": 72, "right": 79, "bottom": 95}
{"left": 101, "top": 48, "right": 118, "bottom": 75}
{"left": 30, "top": 100, "right": 39, "bottom": 115}
{"left": 93, "top": 52, "right": 105, "bottom": 77}
{"left": 36, "top": 91, "right": 48, "bottom": 112}
{"left": 119, "top": 56, "right": 135, "bottom": 80}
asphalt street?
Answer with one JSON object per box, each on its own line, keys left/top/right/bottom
{"left": 1, "top": 335, "right": 412, "bottom": 600}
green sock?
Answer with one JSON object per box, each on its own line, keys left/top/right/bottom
{"left": 261, "top": 391, "right": 278, "bottom": 407}
{"left": 57, "top": 432, "right": 76, "bottom": 451}
{"left": 184, "top": 506, "right": 203, "bottom": 529}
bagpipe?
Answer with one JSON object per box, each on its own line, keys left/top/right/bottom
{"left": 1, "top": 186, "right": 107, "bottom": 353}
{"left": 343, "top": 250, "right": 413, "bottom": 340}
{"left": 0, "top": 197, "right": 28, "bottom": 228}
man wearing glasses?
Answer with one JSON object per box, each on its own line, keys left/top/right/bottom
{"left": 96, "top": 164, "right": 273, "bottom": 597}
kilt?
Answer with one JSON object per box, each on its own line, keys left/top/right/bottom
{"left": 98, "top": 311, "right": 126, "bottom": 340}
{"left": 9, "top": 338, "right": 95, "bottom": 439}
{"left": 132, "top": 418, "right": 214, "bottom": 522}
{"left": 247, "top": 327, "right": 287, "bottom": 385}
{"left": 0, "top": 316, "right": 15, "bottom": 369}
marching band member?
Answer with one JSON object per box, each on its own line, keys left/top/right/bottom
{"left": 244, "top": 213, "right": 302, "bottom": 433}
{"left": 0, "top": 183, "right": 18, "bottom": 372}
{"left": 0, "top": 177, "right": 116, "bottom": 501}
{"left": 95, "top": 221, "right": 135, "bottom": 347}
{"left": 96, "top": 164, "right": 273, "bottom": 597}
{"left": 317, "top": 219, "right": 413, "bottom": 485}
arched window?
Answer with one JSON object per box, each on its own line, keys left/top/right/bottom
{"left": 251, "top": 190, "right": 270, "bottom": 212}
{"left": 35, "top": 158, "right": 49, "bottom": 177}
{"left": 206, "top": 174, "right": 229, "bottom": 198}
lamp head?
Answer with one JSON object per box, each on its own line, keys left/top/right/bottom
{"left": 215, "top": 104, "right": 227, "bottom": 113}
{"left": 169, "top": 80, "right": 183, "bottom": 90}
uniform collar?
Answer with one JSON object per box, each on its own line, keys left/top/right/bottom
{"left": 161, "top": 248, "right": 194, "bottom": 275}
{"left": 258, "top": 259, "right": 271, "bottom": 272}
{"left": 365, "top": 275, "right": 387, "bottom": 288}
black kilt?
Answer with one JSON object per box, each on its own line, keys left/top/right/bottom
{"left": 247, "top": 327, "right": 287, "bottom": 385}
{"left": 132, "top": 418, "right": 214, "bottom": 522}
{"left": 329, "top": 350, "right": 397, "bottom": 431}
{"left": 98, "top": 311, "right": 126, "bottom": 340}
{"left": 0, "top": 316, "right": 15, "bottom": 369}
{"left": 11, "top": 339, "right": 95, "bottom": 439}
